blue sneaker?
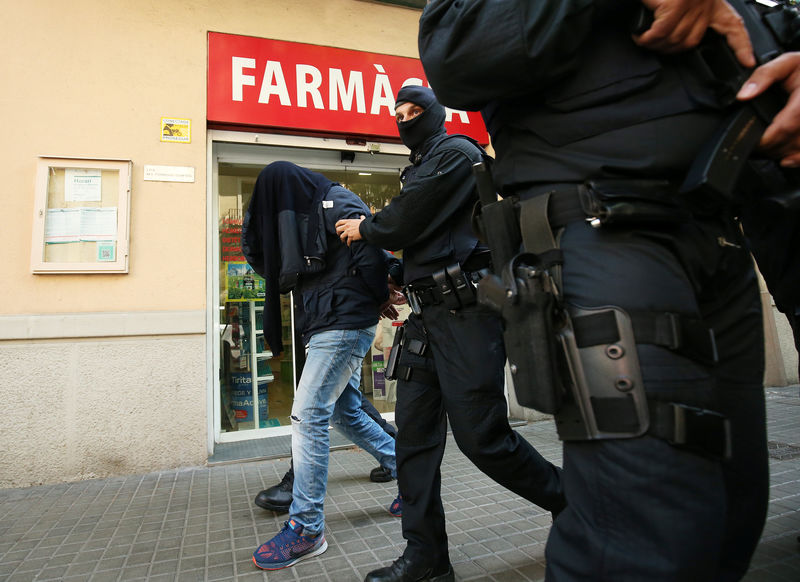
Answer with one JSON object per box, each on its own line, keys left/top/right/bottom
{"left": 252, "top": 519, "right": 328, "bottom": 570}
{"left": 389, "top": 493, "right": 402, "bottom": 517}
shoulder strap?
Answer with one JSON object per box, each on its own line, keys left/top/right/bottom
{"left": 435, "top": 133, "right": 492, "bottom": 166}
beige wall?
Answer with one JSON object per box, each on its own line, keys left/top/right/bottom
{"left": 1, "top": 0, "right": 419, "bottom": 316}
{"left": 0, "top": 335, "right": 206, "bottom": 488}
{"left": 0, "top": 0, "right": 420, "bottom": 488}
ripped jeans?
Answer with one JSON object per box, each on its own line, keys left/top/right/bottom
{"left": 289, "top": 326, "right": 396, "bottom": 534}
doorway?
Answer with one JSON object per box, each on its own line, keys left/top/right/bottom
{"left": 209, "top": 132, "right": 410, "bottom": 446}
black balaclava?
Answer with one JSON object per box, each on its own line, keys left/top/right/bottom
{"left": 395, "top": 85, "right": 446, "bottom": 153}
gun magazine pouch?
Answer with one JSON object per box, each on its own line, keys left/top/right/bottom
{"left": 383, "top": 324, "right": 404, "bottom": 381}
{"left": 384, "top": 322, "right": 436, "bottom": 385}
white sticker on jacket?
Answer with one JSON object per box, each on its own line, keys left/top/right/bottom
{"left": 323, "top": 200, "right": 334, "bottom": 208}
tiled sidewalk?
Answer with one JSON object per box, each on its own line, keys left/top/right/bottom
{"left": 1, "top": 387, "right": 798, "bottom": 582}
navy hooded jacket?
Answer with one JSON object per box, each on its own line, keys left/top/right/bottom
{"left": 242, "top": 162, "right": 393, "bottom": 352}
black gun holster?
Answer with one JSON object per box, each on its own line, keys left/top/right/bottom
{"left": 476, "top": 188, "right": 651, "bottom": 420}
{"left": 478, "top": 251, "right": 566, "bottom": 414}
{"left": 476, "top": 187, "right": 724, "bottom": 450}
{"left": 476, "top": 189, "right": 569, "bottom": 415}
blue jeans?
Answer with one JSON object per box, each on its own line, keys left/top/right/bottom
{"left": 290, "top": 326, "right": 396, "bottom": 534}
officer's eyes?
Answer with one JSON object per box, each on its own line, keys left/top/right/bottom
{"left": 397, "top": 109, "right": 422, "bottom": 122}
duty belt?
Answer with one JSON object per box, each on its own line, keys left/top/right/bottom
{"left": 514, "top": 179, "right": 689, "bottom": 232}
{"left": 404, "top": 264, "right": 488, "bottom": 315}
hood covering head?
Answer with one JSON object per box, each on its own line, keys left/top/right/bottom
{"left": 254, "top": 161, "right": 334, "bottom": 215}
{"left": 241, "top": 161, "right": 335, "bottom": 354}
{"left": 395, "top": 85, "right": 446, "bottom": 152}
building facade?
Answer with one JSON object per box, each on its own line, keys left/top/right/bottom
{"left": 1, "top": 0, "right": 796, "bottom": 489}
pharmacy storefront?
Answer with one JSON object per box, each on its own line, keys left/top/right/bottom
{"left": 205, "top": 33, "right": 489, "bottom": 447}
{"left": 5, "top": 1, "right": 793, "bottom": 490}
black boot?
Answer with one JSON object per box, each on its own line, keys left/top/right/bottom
{"left": 369, "top": 465, "right": 394, "bottom": 483}
{"left": 254, "top": 463, "right": 294, "bottom": 513}
{"left": 364, "top": 557, "right": 454, "bottom": 582}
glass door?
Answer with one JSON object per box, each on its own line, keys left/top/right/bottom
{"left": 212, "top": 138, "right": 409, "bottom": 442}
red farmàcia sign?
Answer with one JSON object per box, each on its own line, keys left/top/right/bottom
{"left": 207, "top": 32, "right": 489, "bottom": 144}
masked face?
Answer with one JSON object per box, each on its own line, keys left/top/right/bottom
{"left": 395, "top": 100, "right": 446, "bottom": 152}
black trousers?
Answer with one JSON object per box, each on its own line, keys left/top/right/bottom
{"left": 545, "top": 215, "right": 768, "bottom": 582}
{"left": 394, "top": 302, "right": 565, "bottom": 570}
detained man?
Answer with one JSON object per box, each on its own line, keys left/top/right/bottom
{"left": 242, "top": 161, "right": 404, "bottom": 570}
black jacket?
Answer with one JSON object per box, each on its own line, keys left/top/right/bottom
{"left": 418, "top": 0, "right": 727, "bottom": 191}
{"left": 359, "top": 132, "right": 485, "bottom": 284}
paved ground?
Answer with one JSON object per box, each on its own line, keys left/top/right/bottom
{"left": 1, "top": 386, "right": 798, "bottom": 582}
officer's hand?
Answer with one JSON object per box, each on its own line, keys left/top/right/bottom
{"left": 634, "top": 0, "right": 755, "bottom": 68}
{"left": 379, "top": 291, "right": 405, "bottom": 320}
{"left": 738, "top": 52, "right": 800, "bottom": 167}
{"left": 380, "top": 304, "right": 400, "bottom": 320}
{"left": 379, "top": 277, "right": 406, "bottom": 319}
{"left": 335, "top": 216, "right": 365, "bottom": 247}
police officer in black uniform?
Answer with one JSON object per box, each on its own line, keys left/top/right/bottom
{"left": 418, "top": 0, "right": 800, "bottom": 580}
{"left": 336, "top": 85, "right": 565, "bottom": 582}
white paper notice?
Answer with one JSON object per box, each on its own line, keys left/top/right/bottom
{"left": 79, "top": 207, "right": 117, "bottom": 241}
{"left": 143, "top": 165, "right": 195, "bottom": 182}
{"left": 65, "top": 169, "right": 102, "bottom": 202}
{"left": 45, "top": 208, "right": 81, "bottom": 242}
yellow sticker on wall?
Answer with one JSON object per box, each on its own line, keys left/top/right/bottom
{"left": 161, "top": 117, "right": 191, "bottom": 143}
